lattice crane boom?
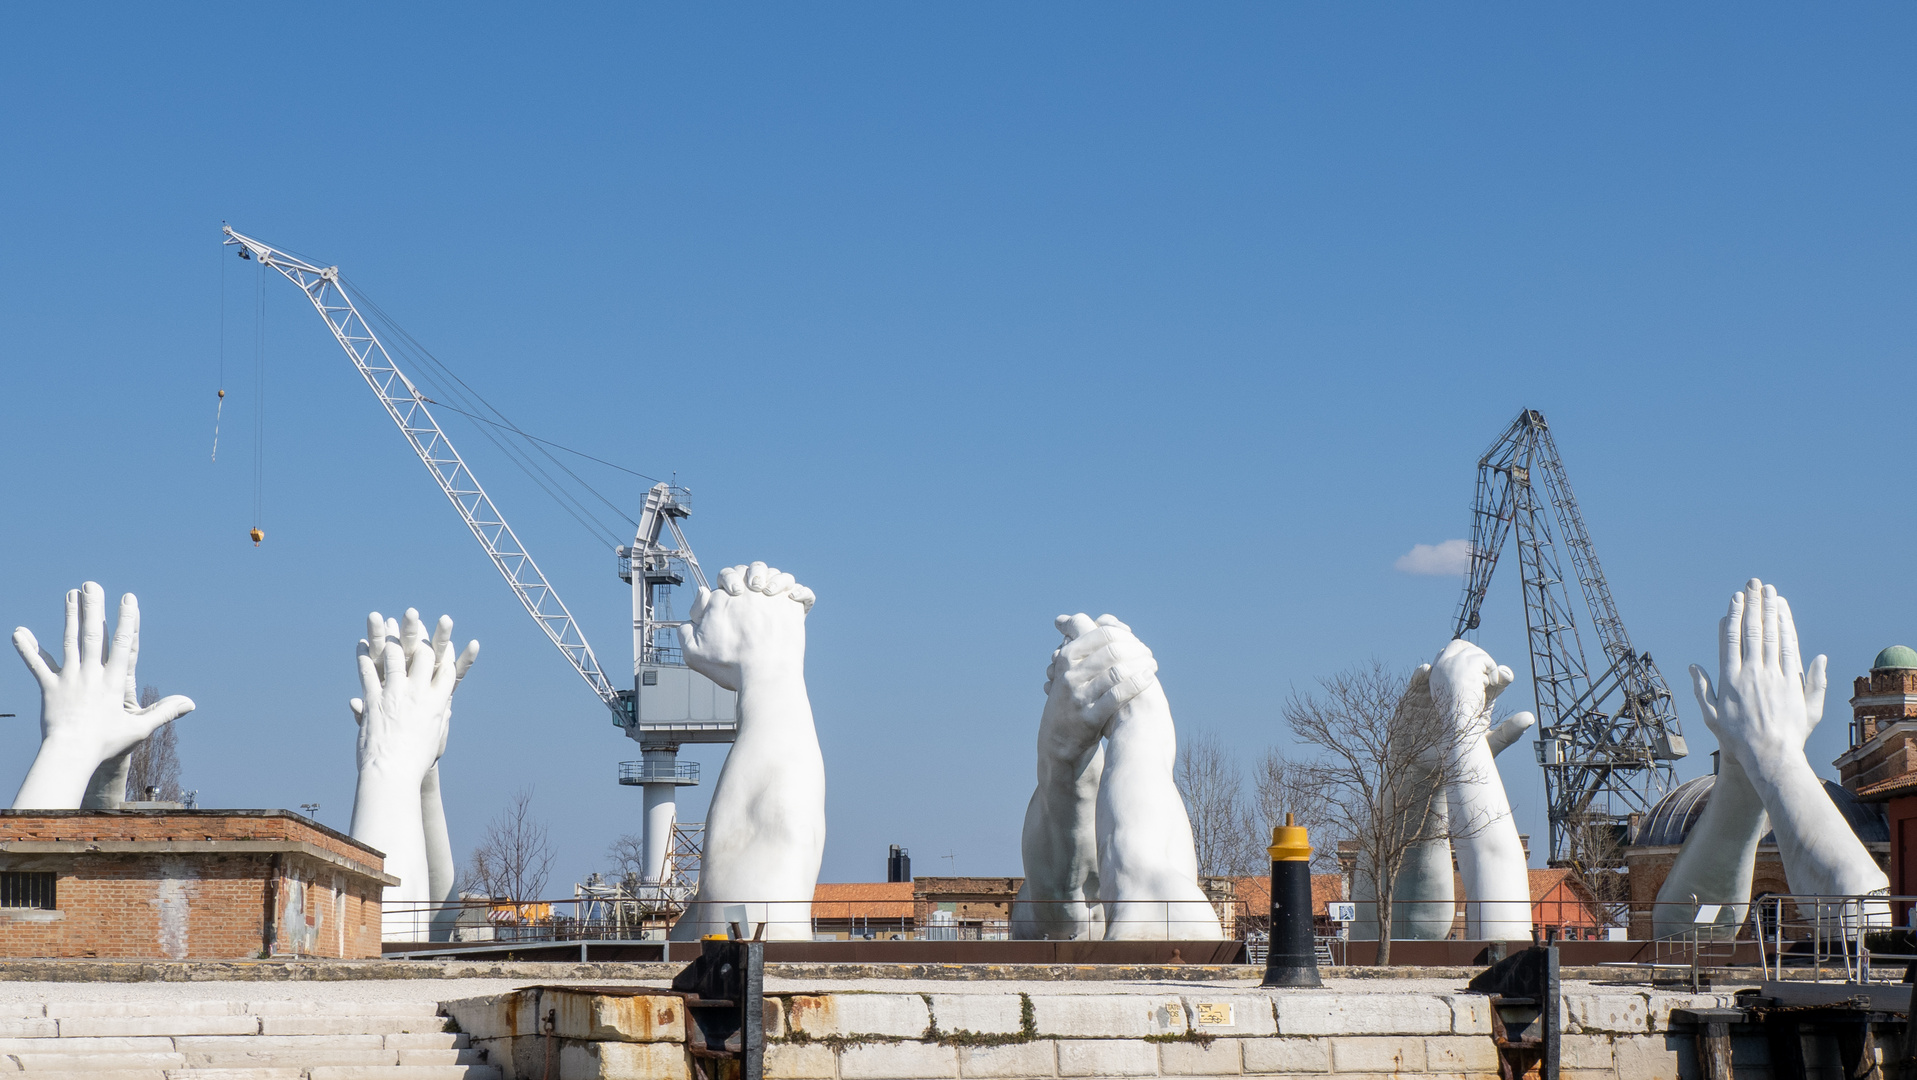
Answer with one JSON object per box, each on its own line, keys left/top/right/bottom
{"left": 222, "top": 226, "right": 629, "bottom": 726}
{"left": 1453, "top": 408, "right": 1686, "bottom": 864}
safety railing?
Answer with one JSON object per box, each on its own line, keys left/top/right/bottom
{"left": 378, "top": 896, "right": 1262, "bottom": 945}
{"left": 1753, "top": 893, "right": 1900, "bottom": 983}
{"left": 617, "top": 760, "right": 700, "bottom": 784}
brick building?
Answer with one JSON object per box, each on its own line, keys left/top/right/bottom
{"left": 0, "top": 809, "right": 391, "bottom": 959}
{"left": 1845, "top": 645, "right": 1917, "bottom": 920}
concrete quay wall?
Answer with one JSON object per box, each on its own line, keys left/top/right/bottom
{"left": 444, "top": 982, "right": 1739, "bottom": 1080}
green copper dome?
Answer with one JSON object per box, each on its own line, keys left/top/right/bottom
{"left": 1874, "top": 645, "right": 1917, "bottom": 671}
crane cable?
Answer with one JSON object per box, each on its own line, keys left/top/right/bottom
{"left": 340, "top": 277, "right": 649, "bottom": 549}
{"left": 212, "top": 241, "right": 226, "bottom": 463}
{"left": 250, "top": 256, "right": 265, "bottom": 546}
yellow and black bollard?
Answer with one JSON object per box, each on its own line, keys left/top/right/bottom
{"left": 1260, "top": 813, "right": 1322, "bottom": 988}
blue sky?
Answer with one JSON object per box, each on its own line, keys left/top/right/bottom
{"left": 2, "top": 5, "right": 1914, "bottom": 887}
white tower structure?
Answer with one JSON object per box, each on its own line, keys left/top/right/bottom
{"left": 617, "top": 484, "right": 737, "bottom": 887}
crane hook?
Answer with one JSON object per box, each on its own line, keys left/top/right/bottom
{"left": 250, "top": 527, "right": 264, "bottom": 547}
{"left": 238, "top": 248, "right": 252, "bottom": 260}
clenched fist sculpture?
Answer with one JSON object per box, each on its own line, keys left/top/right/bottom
{"left": 670, "top": 562, "right": 825, "bottom": 941}
{"left": 11, "top": 583, "right": 194, "bottom": 809}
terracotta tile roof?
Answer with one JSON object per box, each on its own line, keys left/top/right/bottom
{"left": 1855, "top": 773, "right": 1917, "bottom": 801}
{"left": 812, "top": 881, "right": 915, "bottom": 919}
{"left": 1229, "top": 874, "right": 1345, "bottom": 917}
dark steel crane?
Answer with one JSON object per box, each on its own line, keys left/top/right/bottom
{"left": 1453, "top": 409, "right": 1687, "bottom": 865}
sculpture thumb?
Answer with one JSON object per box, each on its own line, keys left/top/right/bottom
{"left": 135, "top": 694, "right": 195, "bottom": 729}
{"left": 1686, "top": 664, "right": 1721, "bottom": 730}
{"left": 1804, "top": 654, "right": 1829, "bottom": 732}
{"left": 349, "top": 698, "right": 366, "bottom": 726}
{"left": 11, "top": 628, "right": 56, "bottom": 689}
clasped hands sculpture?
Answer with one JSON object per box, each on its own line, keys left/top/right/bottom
{"left": 1013, "top": 613, "right": 1223, "bottom": 940}
{"left": 1655, "top": 579, "right": 1886, "bottom": 936}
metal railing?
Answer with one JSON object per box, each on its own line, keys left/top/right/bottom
{"left": 378, "top": 896, "right": 1261, "bottom": 945}
{"left": 617, "top": 760, "right": 700, "bottom": 784}
{"left": 1753, "top": 893, "right": 1899, "bottom": 983}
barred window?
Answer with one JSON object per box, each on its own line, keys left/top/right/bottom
{"left": 0, "top": 872, "right": 56, "bottom": 910}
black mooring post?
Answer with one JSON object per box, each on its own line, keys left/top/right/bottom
{"left": 1261, "top": 814, "right": 1322, "bottom": 988}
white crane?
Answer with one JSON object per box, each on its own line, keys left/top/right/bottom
{"left": 223, "top": 226, "right": 734, "bottom": 891}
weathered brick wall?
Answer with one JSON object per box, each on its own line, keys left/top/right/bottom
{"left": 0, "top": 811, "right": 385, "bottom": 960}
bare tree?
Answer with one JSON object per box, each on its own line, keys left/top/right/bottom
{"left": 1282, "top": 662, "right": 1480, "bottom": 965}
{"left": 605, "top": 833, "right": 646, "bottom": 879}
{"left": 463, "top": 788, "right": 555, "bottom": 903}
{"left": 126, "top": 685, "right": 183, "bottom": 802}
{"left": 1176, "top": 731, "right": 1264, "bottom": 877}
{"left": 1251, "top": 749, "right": 1339, "bottom": 873}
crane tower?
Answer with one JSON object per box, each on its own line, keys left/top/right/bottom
{"left": 222, "top": 226, "right": 734, "bottom": 894}
{"left": 1452, "top": 409, "right": 1687, "bottom": 866}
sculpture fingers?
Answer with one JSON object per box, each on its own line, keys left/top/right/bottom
{"left": 1740, "top": 579, "right": 1765, "bottom": 670}
{"left": 1488, "top": 711, "right": 1537, "bottom": 757}
{"left": 1718, "top": 607, "right": 1741, "bottom": 682}
{"left": 764, "top": 570, "right": 796, "bottom": 598}
{"left": 787, "top": 584, "right": 816, "bottom": 612}
{"left": 105, "top": 593, "right": 139, "bottom": 689}
{"left": 77, "top": 582, "right": 107, "bottom": 670}
{"left": 1055, "top": 613, "right": 1097, "bottom": 642}
{"left": 744, "top": 561, "right": 772, "bottom": 593}
{"left": 1777, "top": 595, "right": 1804, "bottom": 682}
{"left": 356, "top": 643, "right": 383, "bottom": 706}
{"left": 349, "top": 697, "right": 366, "bottom": 726}
{"left": 118, "top": 608, "right": 141, "bottom": 709}
{"left": 1080, "top": 657, "right": 1160, "bottom": 710}
{"left": 400, "top": 609, "right": 427, "bottom": 666}
{"left": 11, "top": 629, "right": 58, "bottom": 690}
{"left": 131, "top": 693, "right": 195, "bottom": 731}
{"left": 1688, "top": 664, "right": 1722, "bottom": 734}
{"left": 1093, "top": 614, "right": 1132, "bottom": 633}
{"left": 1760, "top": 583, "right": 1781, "bottom": 670}
{"left": 453, "top": 640, "right": 480, "bottom": 686}
{"left": 428, "top": 641, "right": 458, "bottom": 694}
{"left": 365, "top": 613, "right": 389, "bottom": 679}
{"left": 1805, "top": 654, "right": 1829, "bottom": 732}
{"left": 1484, "top": 663, "right": 1515, "bottom": 701}
{"left": 60, "top": 588, "right": 80, "bottom": 672}
{"left": 718, "top": 564, "right": 747, "bottom": 596}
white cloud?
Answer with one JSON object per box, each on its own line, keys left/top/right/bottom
{"left": 1395, "top": 539, "right": 1473, "bottom": 576}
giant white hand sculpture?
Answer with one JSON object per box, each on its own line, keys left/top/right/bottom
{"left": 1430, "top": 639, "right": 1532, "bottom": 941}
{"left": 1687, "top": 580, "right": 1885, "bottom": 919}
{"left": 670, "top": 563, "right": 823, "bottom": 942}
{"left": 11, "top": 584, "right": 195, "bottom": 809}
{"left": 1012, "top": 615, "right": 1156, "bottom": 940}
{"left": 350, "top": 610, "right": 477, "bottom": 942}
{"left": 346, "top": 608, "right": 471, "bottom": 943}
{"left": 1353, "top": 666, "right": 1456, "bottom": 942}
{"left": 1039, "top": 614, "right": 1221, "bottom": 941}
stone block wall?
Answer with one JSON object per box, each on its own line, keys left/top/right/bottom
{"left": 444, "top": 985, "right": 1738, "bottom": 1080}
